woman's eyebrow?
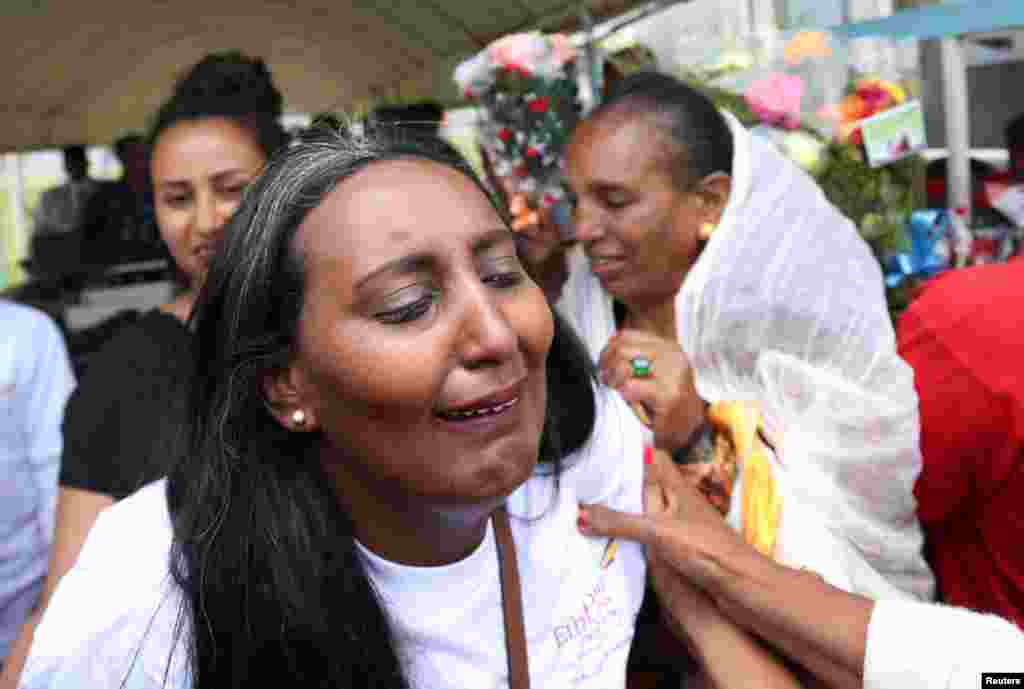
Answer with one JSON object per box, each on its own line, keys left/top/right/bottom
{"left": 154, "top": 179, "right": 190, "bottom": 190}
{"left": 354, "top": 227, "right": 512, "bottom": 291}
{"left": 210, "top": 168, "right": 254, "bottom": 183}
{"left": 471, "top": 227, "right": 516, "bottom": 255}
{"left": 354, "top": 254, "right": 434, "bottom": 291}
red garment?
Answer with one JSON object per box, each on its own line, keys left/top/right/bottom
{"left": 897, "top": 259, "right": 1024, "bottom": 629}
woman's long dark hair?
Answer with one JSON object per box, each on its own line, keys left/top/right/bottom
{"left": 166, "top": 124, "right": 596, "bottom": 688}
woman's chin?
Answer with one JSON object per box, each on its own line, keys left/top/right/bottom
{"left": 458, "top": 442, "right": 540, "bottom": 505}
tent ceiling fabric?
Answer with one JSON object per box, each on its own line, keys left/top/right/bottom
{"left": 0, "top": 0, "right": 646, "bottom": 152}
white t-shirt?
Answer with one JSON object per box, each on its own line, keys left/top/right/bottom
{"left": 864, "top": 600, "right": 1024, "bottom": 688}
{"left": 0, "top": 301, "right": 74, "bottom": 660}
{"left": 22, "top": 386, "right": 648, "bottom": 689}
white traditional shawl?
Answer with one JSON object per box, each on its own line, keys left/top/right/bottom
{"left": 556, "top": 112, "right": 935, "bottom": 601}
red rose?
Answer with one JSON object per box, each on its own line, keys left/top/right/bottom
{"left": 527, "top": 96, "right": 549, "bottom": 113}
{"left": 525, "top": 146, "right": 540, "bottom": 158}
{"left": 505, "top": 63, "right": 531, "bottom": 77}
{"left": 497, "top": 128, "right": 512, "bottom": 142}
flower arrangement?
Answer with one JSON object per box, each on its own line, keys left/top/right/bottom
{"left": 818, "top": 77, "right": 909, "bottom": 146}
{"left": 673, "top": 30, "right": 926, "bottom": 319}
{"left": 454, "top": 32, "right": 580, "bottom": 231}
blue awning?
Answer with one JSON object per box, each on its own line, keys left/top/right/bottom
{"left": 833, "top": 0, "right": 1024, "bottom": 41}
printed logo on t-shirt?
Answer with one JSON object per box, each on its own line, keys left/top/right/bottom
{"left": 551, "top": 538, "right": 634, "bottom": 686}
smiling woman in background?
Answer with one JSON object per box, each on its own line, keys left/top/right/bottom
{"left": 0, "top": 52, "right": 289, "bottom": 688}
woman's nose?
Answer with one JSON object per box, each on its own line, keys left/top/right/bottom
{"left": 572, "top": 201, "right": 605, "bottom": 243}
{"left": 457, "top": 283, "right": 518, "bottom": 369}
{"left": 195, "top": 195, "right": 231, "bottom": 238}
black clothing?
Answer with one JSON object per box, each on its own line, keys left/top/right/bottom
{"left": 60, "top": 310, "right": 192, "bottom": 500}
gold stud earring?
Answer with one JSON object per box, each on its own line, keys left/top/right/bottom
{"left": 699, "top": 222, "right": 717, "bottom": 241}
{"left": 291, "top": 409, "right": 307, "bottom": 428}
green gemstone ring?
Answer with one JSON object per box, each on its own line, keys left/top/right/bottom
{"left": 630, "top": 356, "right": 653, "bottom": 378}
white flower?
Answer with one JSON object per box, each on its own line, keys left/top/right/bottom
{"left": 780, "top": 131, "right": 827, "bottom": 174}
{"left": 709, "top": 50, "right": 754, "bottom": 73}
{"left": 454, "top": 53, "right": 496, "bottom": 95}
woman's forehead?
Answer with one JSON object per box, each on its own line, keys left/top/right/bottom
{"left": 295, "top": 158, "right": 502, "bottom": 273}
{"left": 569, "top": 112, "right": 673, "bottom": 183}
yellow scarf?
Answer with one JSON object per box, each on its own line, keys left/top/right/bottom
{"left": 707, "top": 401, "right": 782, "bottom": 557}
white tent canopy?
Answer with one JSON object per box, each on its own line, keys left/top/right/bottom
{"left": 0, "top": 0, "right": 648, "bottom": 153}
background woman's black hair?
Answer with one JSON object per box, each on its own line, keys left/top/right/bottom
{"left": 166, "top": 123, "right": 595, "bottom": 688}
{"left": 594, "top": 70, "right": 734, "bottom": 188}
{"left": 150, "top": 51, "right": 290, "bottom": 159}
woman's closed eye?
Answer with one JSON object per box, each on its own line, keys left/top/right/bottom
{"left": 602, "top": 190, "right": 630, "bottom": 209}
{"left": 216, "top": 182, "right": 250, "bottom": 199}
{"left": 161, "top": 192, "right": 193, "bottom": 208}
{"left": 482, "top": 256, "right": 525, "bottom": 289}
{"left": 373, "top": 287, "right": 440, "bottom": 325}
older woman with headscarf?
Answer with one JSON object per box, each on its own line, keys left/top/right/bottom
{"left": 525, "top": 71, "right": 934, "bottom": 602}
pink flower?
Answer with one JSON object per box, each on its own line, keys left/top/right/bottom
{"left": 489, "top": 33, "right": 546, "bottom": 73}
{"left": 856, "top": 83, "right": 894, "bottom": 115}
{"left": 744, "top": 73, "right": 804, "bottom": 130}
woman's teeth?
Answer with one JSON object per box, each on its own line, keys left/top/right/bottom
{"left": 440, "top": 397, "right": 518, "bottom": 421}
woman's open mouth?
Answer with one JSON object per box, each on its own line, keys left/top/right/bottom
{"left": 194, "top": 245, "right": 214, "bottom": 265}
{"left": 436, "top": 397, "right": 519, "bottom": 422}
{"left": 588, "top": 254, "right": 628, "bottom": 281}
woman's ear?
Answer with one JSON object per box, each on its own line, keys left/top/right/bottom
{"left": 697, "top": 172, "right": 732, "bottom": 224}
{"left": 262, "top": 363, "right": 319, "bottom": 432}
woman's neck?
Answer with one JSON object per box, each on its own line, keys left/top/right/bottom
{"left": 621, "top": 297, "right": 677, "bottom": 340}
{"left": 324, "top": 461, "right": 498, "bottom": 567}
{"left": 160, "top": 289, "right": 197, "bottom": 324}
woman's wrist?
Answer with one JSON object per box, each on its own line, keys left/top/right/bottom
{"left": 680, "top": 593, "right": 805, "bottom": 689}
{"left": 707, "top": 550, "right": 874, "bottom": 677}
{"left": 668, "top": 419, "right": 710, "bottom": 464}
{"left": 672, "top": 596, "right": 738, "bottom": 653}
{"left": 698, "top": 530, "right": 782, "bottom": 601}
